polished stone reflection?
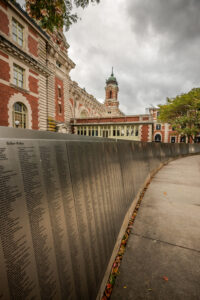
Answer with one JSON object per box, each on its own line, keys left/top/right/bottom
{"left": 0, "top": 127, "right": 200, "bottom": 299}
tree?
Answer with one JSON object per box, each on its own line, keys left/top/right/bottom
{"left": 25, "top": 0, "right": 100, "bottom": 32}
{"left": 158, "top": 88, "right": 200, "bottom": 143}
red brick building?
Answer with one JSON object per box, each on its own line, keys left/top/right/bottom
{"left": 0, "top": 0, "right": 75, "bottom": 132}
{"left": 71, "top": 71, "right": 154, "bottom": 142}
{"left": 72, "top": 115, "right": 153, "bottom": 142}
{"left": 1, "top": 0, "right": 197, "bottom": 143}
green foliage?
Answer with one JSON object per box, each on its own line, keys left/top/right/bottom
{"left": 158, "top": 88, "right": 200, "bottom": 142}
{"left": 25, "top": 0, "right": 100, "bottom": 32}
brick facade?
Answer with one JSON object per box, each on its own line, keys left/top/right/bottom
{"left": 0, "top": 59, "right": 10, "bottom": 81}
{"left": 28, "top": 35, "right": 38, "bottom": 57}
{"left": 55, "top": 77, "right": 65, "bottom": 123}
{"left": 0, "top": 82, "right": 10, "bottom": 126}
{"left": 0, "top": 0, "right": 127, "bottom": 134}
{"left": 0, "top": 82, "right": 39, "bottom": 129}
{"left": 141, "top": 125, "right": 149, "bottom": 142}
{"left": 73, "top": 115, "right": 152, "bottom": 142}
{"left": 29, "top": 75, "right": 38, "bottom": 93}
{"left": 0, "top": 8, "right": 9, "bottom": 35}
{"left": 0, "top": 0, "right": 74, "bottom": 131}
{"left": 148, "top": 107, "right": 200, "bottom": 143}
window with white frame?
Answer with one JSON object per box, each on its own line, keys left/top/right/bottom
{"left": 13, "top": 102, "right": 27, "bottom": 128}
{"left": 156, "top": 123, "right": 161, "bottom": 130}
{"left": 12, "top": 18, "right": 23, "bottom": 47}
{"left": 13, "top": 64, "right": 24, "bottom": 88}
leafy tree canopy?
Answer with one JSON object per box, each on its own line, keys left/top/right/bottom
{"left": 25, "top": 0, "right": 100, "bottom": 32}
{"left": 158, "top": 88, "right": 200, "bottom": 142}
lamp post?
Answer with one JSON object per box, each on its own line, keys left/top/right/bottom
{"left": 15, "top": 120, "right": 20, "bottom": 128}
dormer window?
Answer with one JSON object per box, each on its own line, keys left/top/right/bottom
{"left": 12, "top": 18, "right": 23, "bottom": 47}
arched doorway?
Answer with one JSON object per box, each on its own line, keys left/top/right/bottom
{"left": 155, "top": 134, "right": 161, "bottom": 142}
{"left": 13, "top": 102, "right": 27, "bottom": 128}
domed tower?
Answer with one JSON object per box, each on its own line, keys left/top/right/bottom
{"left": 104, "top": 68, "right": 120, "bottom": 115}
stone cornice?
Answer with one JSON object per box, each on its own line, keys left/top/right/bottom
{"left": 6, "top": 0, "right": 75, "bottom": 72}
{"left": 47, "top": 42, "right": 75, "bottom": 71}
{"left": 0, "top": 34, "right": 51, "bottom": 76}
{"left": 117, "top": 109, "right": 125, "bottom": 116}
{"left": 71, "top": 120, "right": 153, "bottom": 125}
{"left": 72, "top": 113, "right": 153, "bottom": 121}
{"left": 69, "top": 80, "right": 106, "bottom": 111}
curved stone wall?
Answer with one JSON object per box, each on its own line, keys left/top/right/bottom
{"left": 0, "top": 126, "right": 200, "bottom": 300}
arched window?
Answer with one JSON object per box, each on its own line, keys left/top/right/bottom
{"left": 155, "top": 134, "right": 161, "bottom": 142}
{"left": 13, "top": 102, "right": 27, "bottom": 128}
{"left": 80, "top": 110, "right": 89, "bottom": 118}
{"left": 109, "top": 90, "right": 112, "bottom": 98}
{"left": 180, "top": 136, "right": 186, "bottom": 143}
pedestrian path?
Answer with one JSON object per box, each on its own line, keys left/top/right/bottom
{"left": 111, "top": 155, "right": 200, "bottom": 300}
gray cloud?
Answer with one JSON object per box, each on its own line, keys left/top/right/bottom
{"left": 16, "top": 0, "right": 200, "bottom": 115}
{"left": 17, "top": 0, "right": 200, "bottom": 115}
{"left": 127, "top": 0, "right": 200, "bottom": 42}
{"left": 67, "top": 0, "right": 200, "bottom": 114}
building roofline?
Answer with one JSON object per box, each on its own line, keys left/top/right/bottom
{"left": 71, "top": 121, "right": 153, "bottom": 125}
{"left": 7, "top": 0, "right": 50, "bottom": 40}
{"left": 72, "top": 114, "right": 151, "bottom": 120}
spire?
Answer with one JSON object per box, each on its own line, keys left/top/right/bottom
{"left": 106, "top": 68, "right": 118, "bottom": 85}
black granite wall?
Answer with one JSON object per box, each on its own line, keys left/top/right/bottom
{"left": 0, "top": 127, "right": 199, "bottom": 299}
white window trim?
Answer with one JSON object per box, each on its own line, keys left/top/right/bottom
{"left": 8, "top": 7, "right": 28, "bottom": 52}
{"left": 8, "top": 93, "right": 32, "bottom": 129}
{"left": 12, "top": 18, "right": 24, "bottom": 47}
{"left": 9, "top": 57, "right": 29, "bottom": 91}
{"left": 155, "top": 123, "right": 162, "bottom": 130}
{"left": 13, "top": 64, "right": 24, "bottom": 88}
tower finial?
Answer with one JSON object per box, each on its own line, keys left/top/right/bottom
{"left": 111, "top": 67, "right": 114, "bottom": 76}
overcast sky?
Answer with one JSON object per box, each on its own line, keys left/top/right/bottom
{"left": 18, "top": 0, "right": 200, "bottom": 115}
{"left": 66, "top": 0, "right": 200, "bottom": 115}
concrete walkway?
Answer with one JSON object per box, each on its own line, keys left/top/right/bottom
{"left": 111, "top": 155, "right": 200, "bottom": 300}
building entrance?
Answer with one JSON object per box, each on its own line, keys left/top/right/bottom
{"left": 155, "top": 134, "right": 161, "bottom": 142}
